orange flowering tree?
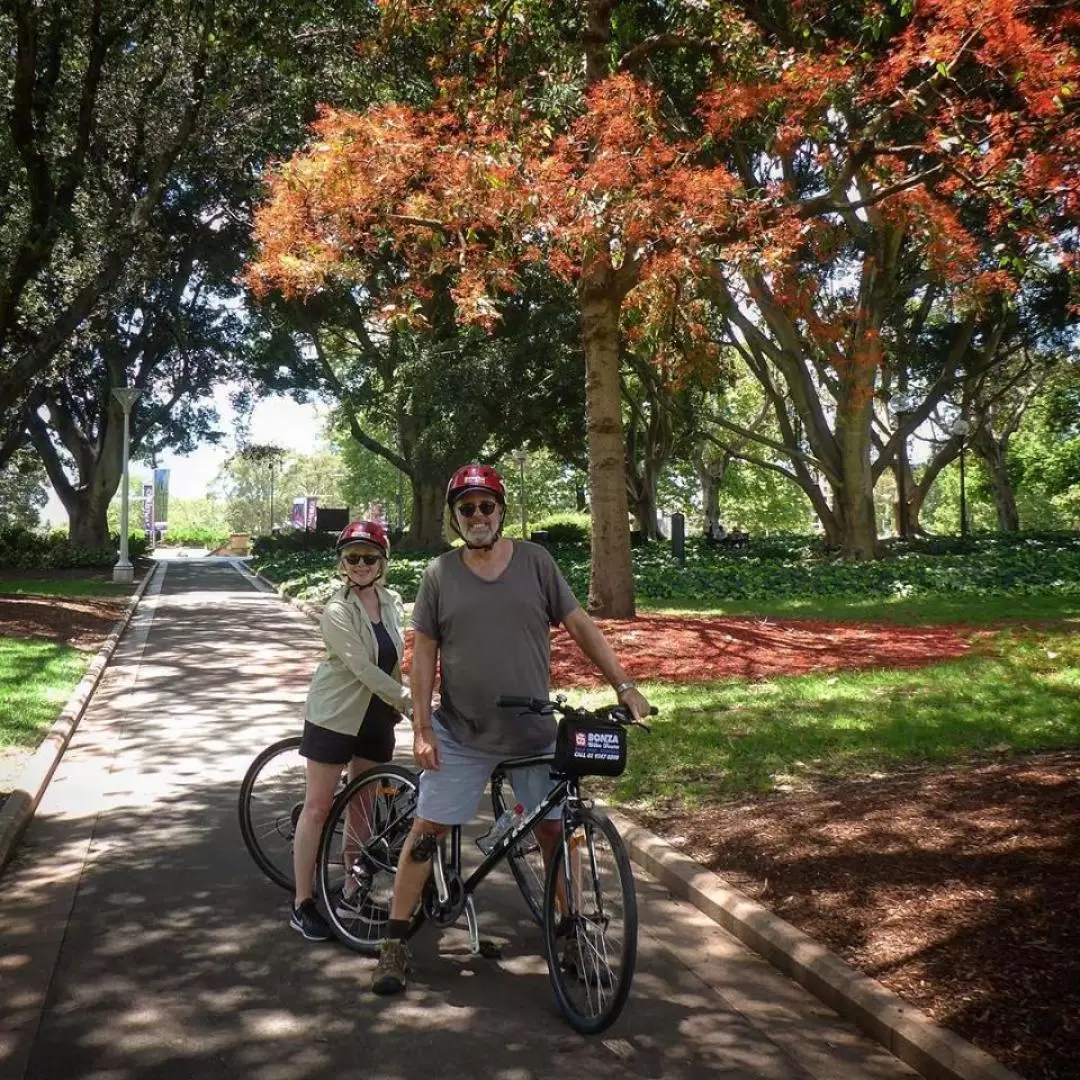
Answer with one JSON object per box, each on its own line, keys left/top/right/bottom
{"left": 246, "top": 0, "right": 1078, "bottom": 603}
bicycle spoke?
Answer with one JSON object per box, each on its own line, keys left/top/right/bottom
{"left": 317, "top": 765, "right": 422, "bottom": 955}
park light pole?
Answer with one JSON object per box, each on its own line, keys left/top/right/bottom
{"left": 951, "top": 417, "right": 970, "bottom": 538}
{"left": 511, "top": 449, "right": 527, "bottom": 538}
{"left": 112, "top": 388, "right": 141, "bottom": 584}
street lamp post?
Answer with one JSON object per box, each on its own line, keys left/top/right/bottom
{"left": 511, "top": 449, "right": 527, "bottom": 538}
{"left": 951, "top": 418, "right": 970, "bottom": 538}
{"left": 112, "top": 388, "right": 141, "bottom": 584}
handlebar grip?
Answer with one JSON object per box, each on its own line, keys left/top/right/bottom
{"left": 649, "top": 706, "right": 659, "bottom": 716}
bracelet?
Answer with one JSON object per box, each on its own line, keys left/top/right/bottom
{"left": 614, "top": 681, "right": 636, "bottom": 697}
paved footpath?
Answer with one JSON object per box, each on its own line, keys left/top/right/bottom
{"left": 0, "top": 558, "right": 918, "bottom": 1080}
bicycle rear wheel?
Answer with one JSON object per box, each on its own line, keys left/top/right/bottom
{"left": 316, "top": 764, "right": 424, "bottom": 955}
{"left": 543, "top": 808, "right": 637, "bottom": 1034}
{"left": 491, "top": 769, "right": 546, "bottom": 924}
{"left": 238, "top": 736, "right": 306, "bottom": 891}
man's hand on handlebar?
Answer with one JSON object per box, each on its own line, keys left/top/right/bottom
{"left": 620, "top": 686, "right": 653, "bottom": 724}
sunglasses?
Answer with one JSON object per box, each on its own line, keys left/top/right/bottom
{"left": 343, "top": 553, "right": 381, "bottom": 566}
{"left": 456, "top": 500, "right": 498, "bottom": 518}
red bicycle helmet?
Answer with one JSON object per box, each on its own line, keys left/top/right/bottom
{"left": 335, "top": 520, "right": 390, "bottom": 558}
{"left": 446, "top": 464, "right": 506, "bottom": 507}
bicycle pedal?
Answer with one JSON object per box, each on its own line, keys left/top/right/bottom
{"left": 476, "top": 939, "right": 502, "bottom": 960}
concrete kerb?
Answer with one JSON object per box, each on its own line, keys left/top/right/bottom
{"left": 239, "top": 562, "right": 1022, "bottom": 1080}
{"left": 0, "top": 562, "right": 161, "bottom": 874}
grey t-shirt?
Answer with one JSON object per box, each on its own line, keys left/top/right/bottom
{"left": 411, "top": 540, "right": 580, "bottom": 754}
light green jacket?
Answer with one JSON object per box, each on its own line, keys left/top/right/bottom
{"left": 304, "top": 583, "right": 410, "bottom": 735}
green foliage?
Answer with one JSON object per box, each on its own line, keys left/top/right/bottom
{"left": 0, "top": 450, "right": 48, "bottom": 528}
{"left": 252, "top": 530, "right": 1080, "bottom": 611}
{"left": 0, "top": 524, "right": 152, "bottom": 568}
{"left": 531, "top": 512, "right": 591, "bottom": 543}
{"left": 251, "top": 530, "right": 338, "bottom": 559}
{"left": 159, "top": 527, "right": 230, "bottom": 548}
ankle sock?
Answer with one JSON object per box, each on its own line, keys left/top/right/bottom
{"left": 386, "top": 919, "right": 409, "bottom": 940}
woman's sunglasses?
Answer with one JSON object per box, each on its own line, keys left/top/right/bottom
{"left": 456, "top": 500, "right": 498, "bottom": 518}
{"left": 343, "top": 553, "right": 381, "bottom": 566}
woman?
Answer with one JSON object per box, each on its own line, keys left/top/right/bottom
{"left": 290, "top": 519, "right": 410, "bottom": 941}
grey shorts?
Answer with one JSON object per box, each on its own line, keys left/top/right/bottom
{"left": 416, "top": 716, "right": 561, "bottom": 827}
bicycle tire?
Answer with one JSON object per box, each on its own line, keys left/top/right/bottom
{"left": 542, "top": 807, "right": 637, "bottom": 1034}
{"left": 491, "top": 769, "right": 546, "bottom": 925}
{"left": 315, "top": 763, "right": 425, "bottom": 955}
{"left": 238, "top": 735, "right": 306, "bottom": 891}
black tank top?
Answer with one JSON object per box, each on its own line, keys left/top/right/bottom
{"left": 362, "top": 619, "right": 398, "bottom": 728}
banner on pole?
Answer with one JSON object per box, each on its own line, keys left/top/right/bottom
{"left": 153, "top": 468, "right": 170, "bottom": 533}
{"left": 142, "top": 483, "right": 154, "bottom": 536}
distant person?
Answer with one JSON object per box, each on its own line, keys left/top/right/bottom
{"left": 370, "top": 463, "right": 652, "bottom": 995}
{"left": 706, "top": 520, "right": 727, "bottom": 544}
{"left": 289, "top": 520, "right": 411, "bottom": 942}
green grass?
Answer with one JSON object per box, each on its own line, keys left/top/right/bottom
{"left": 640, "top": 592, "right": 1080, "bottom": 624}
{"left": 567, "top": 627, "right": 1080, "bottom": 809}
{"left": 0, "top": 639, "right": 88, "bottom": 749}
{"left": 0, "top": 579, "right": 133, "bottom": 598}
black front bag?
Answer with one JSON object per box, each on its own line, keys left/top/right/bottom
{"left": 553, "top": 715, "right": 628, "bottom": 777}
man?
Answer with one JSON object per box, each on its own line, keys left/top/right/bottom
{"left": 372, "top": 463, "right": 652, "bottom": 995}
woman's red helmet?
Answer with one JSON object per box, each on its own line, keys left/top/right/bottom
{"left": 446, "top": 464, "right": 506, "bottom": 507}
{"left": 335, "top": 520, "right": 390, "bottom": 558}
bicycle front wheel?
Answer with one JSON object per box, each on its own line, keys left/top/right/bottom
{"left": 543, "top": 808, "right": 638, "bottom": 1034}
{"left": 316, "top": 764, "right": 424, "bottom": 955}
{"left": 491, "top": 769, "right": 546, "bottom": 925}
{"left": 238, "top": 736, "right": 305, "bottom": 891}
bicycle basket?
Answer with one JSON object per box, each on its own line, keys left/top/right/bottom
{"left": 553, "top": 715, "right": 627, "bottom": 777}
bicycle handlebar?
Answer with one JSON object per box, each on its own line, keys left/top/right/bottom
{"left": 496, "top": 694, "right": 657, "bottom": 730}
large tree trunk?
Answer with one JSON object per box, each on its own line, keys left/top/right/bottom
{"left": 833, "top": 394, "right": 880, "bottom": 560}
{"left": 27, "top": 400, "right": 122, "bottom": 552}
{"left": 404, "top": 479, "right": 445, "bottom": 549}
{"left": 974, "top": 428, "right": 1020, "bottom": 531}
{"left": 67, "top": 489, "right": 114, "bottom": 549}
{"left": 626, "top": 446, "right": 662, "bottom": 540}
{"left": 580, "top": 270, "right": 635, "bottom": 618}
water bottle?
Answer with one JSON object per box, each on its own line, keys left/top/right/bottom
{"left": 477, "top": 802, "right": 525, "bottom": 854}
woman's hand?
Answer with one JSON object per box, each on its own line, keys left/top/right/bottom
{"left": 413, "top": 726, "right": 441, "bottom": 771}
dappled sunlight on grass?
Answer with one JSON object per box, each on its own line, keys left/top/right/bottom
{"left": 572, "top": 629, "right": 1080, "bottom": 808}
{"left": 0, "top": 639, "right": 87, "bottom": 747}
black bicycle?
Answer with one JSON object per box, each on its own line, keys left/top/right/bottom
{"left": 238, "top": 735, "right": 350, "bottom": 890}
{"left": 314, "top": 695, "right": 652, "bottom": 1034}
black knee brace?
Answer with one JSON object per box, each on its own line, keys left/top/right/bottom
{"left": 411, "top": 832, "right": 439, "bottom": 862}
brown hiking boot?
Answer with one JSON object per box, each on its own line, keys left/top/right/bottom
{"left": 371, "top": 939, "right": 410, "bottom": 995}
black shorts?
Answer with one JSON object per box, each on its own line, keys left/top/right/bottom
{"left": 299, "top": 718, "right": 396, "bottom": 765}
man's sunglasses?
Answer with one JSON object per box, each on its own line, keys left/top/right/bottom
{"left": 456, "top": 500, "right": 498, "bottom": 518}
{"left": 343, "top": 553, "right": 381, "bottom": 566}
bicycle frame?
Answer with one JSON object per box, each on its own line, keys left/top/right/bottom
{"left": 424, "top": 750, "right": 582, "bottom": 954}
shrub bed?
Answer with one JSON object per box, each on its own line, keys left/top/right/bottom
{"left": 252, "top": 531, "right": 1080, "bottom": 608}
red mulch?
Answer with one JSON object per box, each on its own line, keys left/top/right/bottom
{"left": 550, "top": 614, "right": 976, "bottom": 686}
{"left": 0, "top": 595, "right": 128, "bottom": 652}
